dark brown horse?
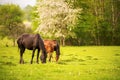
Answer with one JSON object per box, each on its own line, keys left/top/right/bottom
{"left": 43, "top": 40, "right": 60, "bottom": 62}
{"left": 17, "top": 33, "right": 47, "bottom": 64}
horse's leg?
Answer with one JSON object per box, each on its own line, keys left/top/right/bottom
{"left": 20, "top": 48, "right": 25, "bottom": 64}
{"left": 49, "top": 53, "right": 52, "bottom": 62}
{"left": 36, "top": 49, "right": 40, "bottom": 64}
{"left": 31, "top": 48, "right": 35, "bottom": 64}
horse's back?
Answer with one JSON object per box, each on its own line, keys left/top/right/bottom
{"left": 17, "top": 33, "right": 41, "bottom": 50}
{"left": 44, "top": 40, "right": 57, "bottom": 47}
{"left": 43, "top": 40, "right": 59, "bottom": 53}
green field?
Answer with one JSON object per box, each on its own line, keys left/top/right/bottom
{"left": 0, "top": 46, "right": 120, "bottom": 80}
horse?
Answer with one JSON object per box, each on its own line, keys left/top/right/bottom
{"left": 17, "top": 33, "right": 47, "bottom": 64}
{"left": 43, "top": 40, "right": 60, "bottom": 62}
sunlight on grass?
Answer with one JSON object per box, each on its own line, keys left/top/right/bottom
{"left": 0, "top": 46, "right": 120, "bottom": 80}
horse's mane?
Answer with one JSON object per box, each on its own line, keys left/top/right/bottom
{"left": 36, "top": 34, "right": 47, "bottom": 58}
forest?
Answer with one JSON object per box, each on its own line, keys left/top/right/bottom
{"left": 0, "top": 0, "right": 120, "bottom": 46}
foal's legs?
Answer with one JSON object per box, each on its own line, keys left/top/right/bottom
{"left": 36, "top": 49, "right": 40, "bottom": 64}
{"left": 20, "top": 48, "right": 25, "bottom": 64}
{"left": 31, "top": 48, "right": 36, "bottom": 64}
{"left": 49, "top": 53, "right": 53, "bottom": 62}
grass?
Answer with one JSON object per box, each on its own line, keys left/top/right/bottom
{"left": 0, "top": 46, "right": 120, "bottom": 80}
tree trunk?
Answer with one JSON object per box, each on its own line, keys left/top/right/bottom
{"left": 111, "top": 0, "right": 115, "bottom": 45}
{"left": 60, "top": 36, "right": 65, "bottom": 46}
{"left": 94, "top": 0, "right": 101, "bottom": 45}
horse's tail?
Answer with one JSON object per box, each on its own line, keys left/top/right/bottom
{"left": 17, "top": 35, "right": 23, "bottom": 51}
{"left": 55, "top": 42, "right": 60, "bottom": 62}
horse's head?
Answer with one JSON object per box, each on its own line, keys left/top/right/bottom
{"left": 56, "top": 49, "right": 60, "bottom": 62}
{"left": 40, "top": 51, "right": 47, "bottom": 63}
{"left": 56, "top": 55, "right": 60, "bottom": 62}
{"left": 55, "top": 43, "right": 60, "bottom": 62}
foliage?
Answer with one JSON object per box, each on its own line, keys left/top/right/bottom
{"left": 0, "top": 46, "right": 120, "bottom": 80}
{"left": 23, "top": 5, "right": 34, "bottom": 21}
{"left": 0, "top": 4, "right": 26, "bottom": 46}
{"left": 1, "top": 0, "right": 119, "bottom": 46}
{"left": 66, "top": 0, "right": 120, "bottom": 45}
{"left": 31, "top": 0, "right": 120, "bottom": 46}
{"left": 33, "top": 0, "right": 81, "bottom": 46}
{"left": 0, "top": 4, "right": 23, "bottom": 26}
{"left": 0, "top": 4, "right": 33, "bottom": 46}
{"left": 31, "top": 6, "right": 39, "bottom": 31}
{"left": 0, "top": 37, "right": 13, "bottom": 47}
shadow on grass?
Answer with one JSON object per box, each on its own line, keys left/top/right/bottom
{"left": 57, "top": 58, "right": 76, "bottom": 65}
{"left": 115, "top": 53, "right": 120, "bottom": 56}
{"left": 57, "top": 61, "right": 67, "bottom": 65}
{"left": 2, "top": 56, "right": 8, "bottom": 58}
{"left": 57, "top": 59, "right": 73, "bottom": 65}
{"left": 78, "top": 59, "right": 86, "bottom": 62}
{"left": 57, "top": 58, "right": 86, "bottom": 65}
{"left": 93, "top": 58, "right": 98, "bottom": 60}
{"left": 0, "top": 61, "right": 16, "bottom": 66}
{"left": 86, "top": 56, "right": 93, "bottom": 60}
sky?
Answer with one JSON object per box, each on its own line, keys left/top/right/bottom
{"left": 0, "top": 0, "right": 36, "bottom": 8}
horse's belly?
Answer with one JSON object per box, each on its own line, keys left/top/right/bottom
{"left": 27, "top": 47, "right": 33, "bottom": 50}
{"left": 25, "top": 46, "right": 33, "bottom": 50}
{"left": 26, "top": 46, "right": 39, "bottom": 50}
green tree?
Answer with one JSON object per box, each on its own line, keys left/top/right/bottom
{"left": 34, "top": 0, "right": 81, "bottom": 46}
{"left": 32, "top": 0, "right": 120, "bottom": 46}
{"left": 0, "top": 4, "right": 25, "bottom": 46}
{"left": 23, "top": 5, "right": 34, "bottom": 21}
{"left": 68, "top": 0, "right": 120, "bottom": 45}
{"left": 31, "top": 6, "right": 39, "bottom": 31}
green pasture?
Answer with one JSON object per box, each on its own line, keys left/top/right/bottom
{"left": 0, "top": 46, "right": 120, "bottom": 80}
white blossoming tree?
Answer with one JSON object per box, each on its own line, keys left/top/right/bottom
{"left": 36, "top": 0, "right": 82, "bottom": 46}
